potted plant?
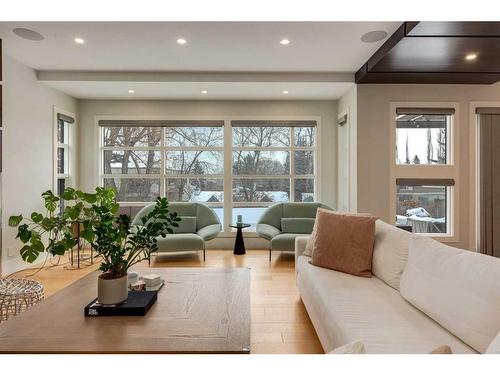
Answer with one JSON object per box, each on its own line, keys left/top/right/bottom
{"left": 9, "top": 187, "right": 181, "bottom": 305}
{"left": 88, "top": 193, "right": 181, "bottom": 304}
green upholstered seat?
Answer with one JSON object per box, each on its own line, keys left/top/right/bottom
{"left": 256, "top": 202, "right": 332, "bottom": 260}
{"left": 132, "top": 202, "right": 221, "bottom": 261}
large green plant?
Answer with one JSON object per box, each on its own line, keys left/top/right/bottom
{"left": 9, "top": 188, "right": 181, "bottom": 279}
{"left": 90, "top": 196, "right": 181, "bottom": 279}
{"left": 8, "top": 188, "right": 108, "bottom": 262}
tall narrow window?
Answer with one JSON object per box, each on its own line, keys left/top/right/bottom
{"left": 392, "top": 107, "right": 457, "bottom": 236}
{"left": 55, "top": 112, "right": 75, "bottom": 213}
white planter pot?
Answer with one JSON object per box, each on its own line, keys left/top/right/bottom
{"left": 97, "top": 274, "right": 128, "bottom": 305}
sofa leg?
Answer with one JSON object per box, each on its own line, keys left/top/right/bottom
{"left": 269, "top": 248, "right": 272, "bottom": 262}
{"left": 203, "top": 246, "right": 206, "bottom": 262}
{"left": 148, "top": 254, "right": 151, "bottom": 267}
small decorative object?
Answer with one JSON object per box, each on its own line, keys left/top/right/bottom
{"left": 143, "top": 274, "right": 161, "bottom": 287}
{"left": 131, "top": 281, "right": 146, "bottom": 291}
{"left": 237, "top": 215, "right": 243, "bottom": 224}
{"left": 0, "top": 278, "right": 44, "bottom": 322}
{"left": 84, "top": 291, "right": 157, "bottom": 317}
{"left": 127, "top": 271, "right": 139, "bottom": 286}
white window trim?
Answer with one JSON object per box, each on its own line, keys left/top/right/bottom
{"left": 389, "top": 102, "right": 460, "bottom": 243}
{"left": 53, "top": 106, "right": 77, "bottom": 192}
{"left": 95, "top": 114, "right": 322, "bottom": 236}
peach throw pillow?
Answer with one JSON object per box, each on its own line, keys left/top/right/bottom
{"left": 311, "top": 209, "right": 377, "bottom": 277}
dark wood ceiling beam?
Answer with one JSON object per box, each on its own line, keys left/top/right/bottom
{"left": 355, "top": 21, "right": 500, "bottom": 84}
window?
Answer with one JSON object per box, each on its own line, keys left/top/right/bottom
{"left": 100, "top": 119, "right": 318, "bottom": 231}
{"left": 54, "top": 112, "right": 75, "bottom": 213}
{"left": 396, "top": 111, "right": 450, "bottom": 165}
{"left": 100, "top": 121, "right": 224, "bottom": 222}
{"left": 231, "top": 121, "right": 316, "bottom": 227}
{"left": 392, "top": 106, "right": 457, "bottom": 237}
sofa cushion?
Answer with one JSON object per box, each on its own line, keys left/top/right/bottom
{"left": 271, "top": 233, "right": 304, "bottom": 251}
{"left": 173, "top": 216, "right": 197, "bottom": 234}
{"left": 282, "top": 203, "right": 321, "bottom": 219}
{"left": 486, "top": 331, "right": 500, "bottom": 354}
{"left": 311, "top": 209, "right": 377, "bottom": 277}
{"left": 296, "top": 256, "right": 477, "bottom": 354}
{"left": 156, "top": 233, "right": 204, "bottom": 252}
{"left": 281, "top": 218, "right": 315, "bottom": 234}
{"left": 372, "top": 220, "right": 411, "bottom": 290}
{"left": 328, "top": 341, "right": 366, "bottom": 354}
{"left": 400, "top": 235, "right": 500, "bottom": 353}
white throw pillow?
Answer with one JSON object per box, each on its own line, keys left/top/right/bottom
{"left": 328, "top": 341, "right": 366, "bottom": 354}
{"left": 486, "top": 331, "right": 500, "bottom": 354}
{"left": 400, "top": 235, "right": 500, "bottom": 353}
{"left": 372, "top": 220, "right": 411, "bottom": 290}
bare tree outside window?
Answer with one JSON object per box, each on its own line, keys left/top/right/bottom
{"left": 101, "top": 122, "right": 316, "bottom": 228}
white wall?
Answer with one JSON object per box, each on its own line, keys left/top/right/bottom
{"left": 77, "top": 100, "right": 338, "bottom": 249}
{"left": 1, "top": 56, "right": 77, "bottom": 276}
{"left": 356, "top": 82, "right": 500, "bottom": 250}
{"left": 337, "top": 86, "right": 357, "bottom": 212}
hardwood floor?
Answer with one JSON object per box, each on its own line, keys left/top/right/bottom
{"left": 10, "top": 249, "right": 323, "bottom": 354}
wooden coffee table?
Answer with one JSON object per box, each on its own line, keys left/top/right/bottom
{"left": 0, "top": 268, "right": 250, "bottom": 353}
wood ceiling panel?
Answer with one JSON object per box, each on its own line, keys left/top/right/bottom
{"left": 356, "top": 22, "right": 500, "bottom": 84}
{"left": 370, "top": 37, "right": 500, "bottom": 73}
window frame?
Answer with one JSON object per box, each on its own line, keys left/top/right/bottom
{"left": 230, "top": 123, "right": 317, "bottom": 227}
{"left": 53, "top": 107, "right": 76, "bottom": 197}
{"left": 96, "top": 115, "right": 321, "bottom": 235}
{"left": 389, "top": 102, "right": 459, "bottom": 242}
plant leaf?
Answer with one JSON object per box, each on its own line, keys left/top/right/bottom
{"left": 8, "top": 215, "right": 23, "bottom": 227}
{"left": 20, "top": 245, "right": 38, "bottom": 263}
{"left": 30, "top": 212, "right": 44, "bottom": 223}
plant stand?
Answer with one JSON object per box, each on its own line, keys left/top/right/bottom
{"left": 0, "top": 279, "right": 44, "bottom": 323}
{"left": 66, "top": 221, "right": 96, "bottom": 270}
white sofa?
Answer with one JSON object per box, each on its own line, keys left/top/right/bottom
{"left": 295, "top": 220, "right": 500, "bottom": 354}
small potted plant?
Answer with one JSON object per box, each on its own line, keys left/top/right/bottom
{"left": 9, "top": 187, "right": 181, "bottom": 305}
{"left": 88, "top": 194, "right": 180, "bottom": 305}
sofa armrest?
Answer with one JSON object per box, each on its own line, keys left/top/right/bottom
{"left": 256, "top": 223, "right": 281, "bottom": 240}
{"left": 197, "top": 224, "right": 221, "bottom": 241}
{"left": 295, "top": 236, "right": 310, "bottom": 258}
{"left": 295, "top": 236, "right": 310, "bottom": 272}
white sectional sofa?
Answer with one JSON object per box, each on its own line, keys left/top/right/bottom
{"left": 295, "top": 220, "right": 500, "bottom": 354}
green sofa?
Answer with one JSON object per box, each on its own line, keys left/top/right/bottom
{"left": 132, "top": 202, "right": 221, "bottom": 262}
{"left": 256, "top": 202, "right": 332, "bottom": 261}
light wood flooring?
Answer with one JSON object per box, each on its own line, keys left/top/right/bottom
{"left": 10, "top": 249, "right": 323, "bottom": 354}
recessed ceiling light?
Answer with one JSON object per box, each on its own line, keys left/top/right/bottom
{"left": 128, "top": 89, "right": 135, "bottom": 94}
{"left": 201, "top": 90, "right": 208, "bottom": 94}
{"left": 177, "top": 38, "right": 187, "bottom": 45}
{"left": 74, "top": 37, "right": 85, "bottom": 44}
{"left": 360, "top": 30, "right": 388, "bottom": 43}
{"left": 13, "top": 28, "right": 44, "bottom": 41}
{"left": 465, "top": 53, "right": 478, "bottom": 61}
{"left": 282, "top": 90, "right": 289, "bottom": 95}
{"left": 280, "top": 39, "right": 290, "bottom": 45}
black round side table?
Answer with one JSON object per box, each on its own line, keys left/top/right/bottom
{"left": 229, "top": 223, "right": 251, "bottom": 255}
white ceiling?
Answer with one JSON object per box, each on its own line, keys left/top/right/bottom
{"left": 0, "top": 21, "right": 400, "bottom": 99}
{"left": 42, "top": 81, "right": 355, "bottom": 100}
{"left": 0, "top": 22, "right": 400, "bottom": 71}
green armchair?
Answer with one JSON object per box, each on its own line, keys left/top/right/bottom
{"left": 256, "top": 202, "right": 332, "bottom": 261}
{"left": 132, "top": 202, "right": 221, "bottom": 263}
